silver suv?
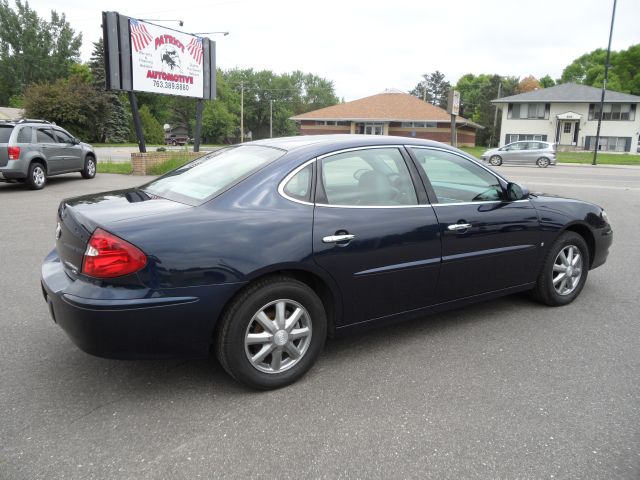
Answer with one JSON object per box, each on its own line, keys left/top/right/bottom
{"left": 0, "top": 119, "right": 97, "bottom": 190}
{"left": 481, "top": 140, "right": 557, "bottom": 168}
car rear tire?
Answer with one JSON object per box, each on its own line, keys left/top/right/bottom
{"left": 489, "top": 155, "right": 502, "bottom": 166}
{"left": 537, "top": 157, "right": 550, "bottom": 168}
{"left": 26, "top": 162, "right": 46, "bottom": 190}
{"left": 81, "top": 155, "right": 96, "bottom": 179}
{"left": 216, "top": 276, "right": 327, "bottom": 390}
{"left": 531, "top": 231, "right": 589, "bottom": 306}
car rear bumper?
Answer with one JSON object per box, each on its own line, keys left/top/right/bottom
{"left": 41, "top": 249, "right": 243, "bottom": 359}
{"left": 0, "top": 161, "right": 28, "bottom": 180}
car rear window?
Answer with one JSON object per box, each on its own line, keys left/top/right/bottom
{"left": 142, "top": 145, "right": 285, "bottom": 205}
{"left": 0, "top": 125, "right": 14, "bottom": 143}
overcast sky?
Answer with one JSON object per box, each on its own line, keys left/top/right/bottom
{"left": 24, "top": 0, "right": 640, "bottom": 101}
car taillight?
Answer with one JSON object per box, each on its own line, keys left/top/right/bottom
{"left": 7, "top": 146, "right": 20, "bottom": 160}
{"left": 81, "top": 228, "right": 147, "bottom": 278}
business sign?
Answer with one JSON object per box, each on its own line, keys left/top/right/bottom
{"left": 447, "top": 90, "right": 461, "bottom": 116}
{"left": 102, "top": 12, "right": 216, "bottom": 99}
{"left": 130, "top": 19, "right": 204, "bottom": 98}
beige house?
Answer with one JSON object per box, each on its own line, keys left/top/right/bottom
{"left": 492, "top": 83, "right": 640, "bottom": 152}
{"left": 291, "top": 90, "right": 482, "bottom": 147}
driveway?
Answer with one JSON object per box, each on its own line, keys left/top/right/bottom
{"left": 0, "top": 166, "right": 638, "bottom": 479}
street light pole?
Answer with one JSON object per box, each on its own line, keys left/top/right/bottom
{"left": 592, "top": 0, "right": 617, "bottom": 166}
{"left": 270, "top": 99, "right": 273, "bottom": 138}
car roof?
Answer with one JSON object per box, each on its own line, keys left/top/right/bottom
{"left": 248, "top": 134, "right": 461, "bottom": 154}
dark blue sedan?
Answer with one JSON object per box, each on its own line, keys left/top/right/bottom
{"left": 41, "top": 135, "right": 613, "bottom": 389}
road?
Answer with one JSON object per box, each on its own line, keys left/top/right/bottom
{"left": 0, "top": 165, "right": 638, "bottom": 479}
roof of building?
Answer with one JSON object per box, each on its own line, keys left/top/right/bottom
{"left": 291, "top": 91, "right": 482, "bottom": 129}
{"left": 0, "top": 107, "right": 24, "bottom": 120}
{"left": 493, "top": 82, "right": 640, "bottom": 104}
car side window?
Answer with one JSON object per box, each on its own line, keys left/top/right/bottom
{"left": 36, "top": 128, "right": 57, "bottom": 144}
{"left": 17, "top": 126, "right": 32, "bottom": 143}
{"left": 410, "top": 148, "right": 503, "bottom": 204}
{"left": 320, "top": 148, "right": 418, "bottom": 206}
{"left": 55, "top": 129, "right": 74, "bottom": 144}
{"left": 283, "top": 164, "right": 312, "bottom": 202}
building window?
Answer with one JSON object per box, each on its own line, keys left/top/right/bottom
{"left": 315, "top": 120, "right": 349, "bottom": 126}
{"left": 508, "top": 103, "right": 550, "bottom": 120}
{"left": 585, "top": 136, "right": 631, "bottom": 152}
{"left": 401, "top": 121, "right": 437, "bottom": 128}
{"left": 507, "top": 134, "right": 546, "bottom": 143}
{"left": 588, "top": 103, "right": 636, "bottom": 121}
{"left": 563, "top": 123, "right": 572, "bottom": 133}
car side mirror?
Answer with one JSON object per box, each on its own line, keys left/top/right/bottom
{"left": 507, "top": 182, "right": 529, "bottom": 201}
{"left": 72, "top": 138, "right": 80, "bottom": 145}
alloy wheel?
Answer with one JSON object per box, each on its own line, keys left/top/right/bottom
{"left": 32, "top": 166, "right": 45, "bottom": 187}
{"left": 244, "top": 299, "right": 312, "bottom": 374}
{"left": 552, "top": 245, "right": 583, "bottom": 295}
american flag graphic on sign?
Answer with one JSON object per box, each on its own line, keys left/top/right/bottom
{"left": 130, "top": 20, "right": 152, "bottom": 52}
{"left": 187, "top": 37, "right": 203, "bottom": 65}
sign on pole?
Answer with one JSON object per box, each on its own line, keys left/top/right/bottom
{"left": 447, "top": 90, "right": 460, "bottom": 116}
{"left": 130, "top": 19, "right": 205, "bottom": 98}
{"left": 102, "top": 12, "right": 216, "bottom": 100}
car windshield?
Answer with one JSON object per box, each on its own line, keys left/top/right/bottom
{"left": 142, "top": 145, "right": 285, "bottom": 205}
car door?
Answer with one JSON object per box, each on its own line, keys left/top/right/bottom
{"left": 54, "top": 128, "right": 82, "bottom": 170}
{"left": 312, "top": 146, "right": 441, "bottom": 326}
{"left": 35, "top": 127, "right": 65, "bottom": 174}
{"left": 408, "top": 147, "right": 541, "bottom": 302}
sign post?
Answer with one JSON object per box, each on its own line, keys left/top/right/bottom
{"left": 102, "top": 12, "right": 216, "bottom": 152}
{"left": 447, "top": 90, "right": 461, "bottom": 147}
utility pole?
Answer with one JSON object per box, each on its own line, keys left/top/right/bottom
{"left": 491, "top": 82, "right": 502, "bottom": 148}
{"left": 270, "top": 99, "right": 273, "bottom": 138}
{"left": 593, "top": 0, "right": 617, "bottom": 166}
{"left": 240, "top": 81, "right": 244, "bottom": 143}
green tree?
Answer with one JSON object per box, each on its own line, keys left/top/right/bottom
{"left": 23, "top": 76, "right": 102, "bottom": 140}
{"left": 455, "top": 73, "right": 519, "bottom": 146}
{"left": 88, "top": 39, "right": 129, "bottom": 142}
{"left": 539, "top": 75, "right": 556, "bottom": 88}
{"left": 0, "top": 0, "right": 82, "bottom": 104}
{"left": 201, "top": 100, "right": 235, "bottom": 143}
{"left": 222, "top": 68, "right": 338, "bottom": 140}
{"left": 410, "top": 70, "right": 451, "bottom": 107}
{"left": 559, "top": 45, "right": 640, "bottom": 94}
{"left": 136, "top": 104, "right": 164, "bottom": 144}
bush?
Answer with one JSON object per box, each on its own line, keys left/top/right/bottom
{"left": 147, "top": 155, "right": 193, "bottom": 175}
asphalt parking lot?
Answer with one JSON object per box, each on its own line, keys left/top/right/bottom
{"left": 1, "top": 164, "right": 639, "bottom": 479}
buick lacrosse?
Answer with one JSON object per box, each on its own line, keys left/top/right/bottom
{"left": 41, "top": 135, "right": 612, "bottom": 389}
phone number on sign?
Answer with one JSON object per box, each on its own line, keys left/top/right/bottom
{"left": 152, "top": 80, "right": 190, "bottom": 92}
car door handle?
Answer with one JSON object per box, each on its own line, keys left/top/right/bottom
{"left": 322, "top": 234, "right": 355, "bottom": 243}
{"left": 447, "top": 223, "right": 472, "bottom": 231}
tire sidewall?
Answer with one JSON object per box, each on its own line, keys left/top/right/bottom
{"left": 537, "top": 157, "right": 550, "bottom": 168}
{"left": 27, "top": 163, "right": 46, "bottom": 190}
{"left": 541, "top": 232, "right": 590, "bottom": 306}
{"left": 221, "top": 280, "right": 327, "bottom": 389}
{"left": 82, "top": 156, "right": 96, "bottom": 179}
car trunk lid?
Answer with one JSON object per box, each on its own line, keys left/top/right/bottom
{"left": 55, "top": 188, "right": 191, "bottom": 274}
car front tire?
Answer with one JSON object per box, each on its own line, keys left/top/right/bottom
{"left": 531, "top": 231, "right": 589, "bottom": 306}
{"left": 489, "top": 155, "right": 502, "bottom": 166}
{"left": 216, "top": 277, "right": 327, "bottom": 390}
{"left": 81, "top": 155, "right": 96, "bottom": 179}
